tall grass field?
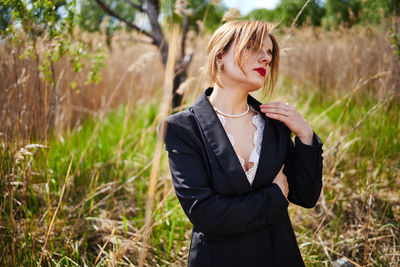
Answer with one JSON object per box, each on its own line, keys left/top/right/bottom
{"left": 1, "top": 16, "right": 399, "bottom": 266}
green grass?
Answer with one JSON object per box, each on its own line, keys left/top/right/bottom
{"left": 0, "top": 101, "right": 191, "bottom": 266}
{"left": 278, "top": 78, "right": 400, "bottom": 266}
{"left": 1, "top": 82, "right": 399, "bottom": 266}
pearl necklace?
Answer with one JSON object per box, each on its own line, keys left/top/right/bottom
{"left": 213, "top": 104, "right": 250, "bottom": 118}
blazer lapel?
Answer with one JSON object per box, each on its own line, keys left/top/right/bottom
{"left": 193, "top": 87, "right": 252, "bottom": 193}
{"left": 193, "top": 87, "right": 281, "bottom": 193}
{"left": 247, "top": 94, "right": 280, "bottom": 188}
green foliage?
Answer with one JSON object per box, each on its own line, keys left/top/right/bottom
{"left": 357, "top": 0, "right": 400, "bottom": 24}
{"left": 189, "top": 1, "right": 226, "bottom": 33}
{"left": 76, "top": 0, "right": 225, "bottom": 37}
{"left": 391, "top": 30, "right": 400, "bottom": 65}
{"left": 0, "top": 0, "right": 12, "bottom": 33}
{"left": 245, "top": 8, "right": 277, "bottom": 23}
{"left": 279, "top": 0, "right": 325, "bottom": 27}
{"left": 78, "top": 0, "right": 134, "bottom": 34}
{"left": 323, "top": 0, "right": 400, "bottom": 28}
{"left": 2, "top": 0, "right": 76, "bottom": 39}
{"left": 323, "top": 0, "right": 361, "bottom": 28}
{"left": 246, "top": 0, "right": 325, "bottom": 27}
{"left": 2, "top": 0, "right": 106, "bottom": 92}
{"left": 86, "top": 46, "right": 106, "bottom": 85}
{"left": 161, "top": 0, "right": 225, "bottom": 33}
{"left": 246, "top": 0, "right": 399, "bottom": 29}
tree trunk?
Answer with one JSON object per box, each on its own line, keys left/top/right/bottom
{"left": 95, "top": 0, "right": 191, "bottom": 110}
{"left": 172, "top": 72, "right": 185, "bottom": 109}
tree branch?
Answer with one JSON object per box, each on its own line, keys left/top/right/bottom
{"left": 124, "top": 0, "right": 146, "bottom": 13}
{"left": 181, "top": 12, "right": 189, "bottom": 60}
{"left": 145, "top": 0, "right": 168, "bottom": 65}
{"left": 94, "top": 0, "right": 154, "bottom": 41}
{"left": 183, "top": 53, "right": 193, "bottom": 70}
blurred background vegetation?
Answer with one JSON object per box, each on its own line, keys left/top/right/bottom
{"left": 0, "top": 0, "right": 399, "bottom": 266}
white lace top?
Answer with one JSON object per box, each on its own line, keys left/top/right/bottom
{"left": 215, "top": 106, "right": 265, "bottom": 185}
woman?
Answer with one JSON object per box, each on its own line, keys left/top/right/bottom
{"left": 163, "top": 20, "right": 323, "bottom": 267}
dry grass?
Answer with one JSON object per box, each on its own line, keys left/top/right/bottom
{"left": 274, "top": 18, "right": 400, "bottom": 266}
{"left": 279, "top": 19, "right": 400, "bottom": 100}
{"left": 1, "top": 16, "right": 399, "bottom": 266}
{"left": 0, "top": 29, "right": 164, "bottom": 143}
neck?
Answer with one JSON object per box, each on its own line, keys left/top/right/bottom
{"left": 209, "top": 84, "right": 249, "bottom": 115}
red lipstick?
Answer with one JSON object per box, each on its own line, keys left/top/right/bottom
{"left": 254, "top": 68, "right": 266, "bottom": 77}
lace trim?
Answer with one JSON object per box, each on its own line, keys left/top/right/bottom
{"left": 216, "top": 106, "right": 265, "bottom": 185}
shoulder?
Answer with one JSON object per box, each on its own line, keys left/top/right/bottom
{"left": 158, "top": 107, "right": 201, "bottom": 153}
{"left": 164, "top": 108, "right": 200, "bottom": 140}
{"left": 167, "top": 108, "right": 196, "bottom": 129}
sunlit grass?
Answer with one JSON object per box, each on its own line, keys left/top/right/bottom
{"left": 1, "top": 19, "right": 400, "bottom": 266}
{"left": 1, "top": 85, "right": 399, "bottom": 265}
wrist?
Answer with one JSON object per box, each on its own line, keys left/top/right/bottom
{"left": 296, "top": 126, "right": 313, "bottom": 145}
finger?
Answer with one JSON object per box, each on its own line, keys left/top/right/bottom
{"left": 260, "top": 107, "right": 291, "bottom": 116}
{"left": 262, "top": 104, "right": 294, "bottom": 115}
{"left": 264, "top": 112, "right": 288, "bottom": 122}
{"left": 260, "top": 101, "right": 287, "bottom": 106}
{"left": 260, "top": 102, "right": 291, "bottom": 108}
{"left": 261, "top": 103, "right": 290, "bottom": 109}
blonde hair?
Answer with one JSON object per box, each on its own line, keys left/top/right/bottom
{"left": 206, "top": 20, "right": 280, "bottom": 98}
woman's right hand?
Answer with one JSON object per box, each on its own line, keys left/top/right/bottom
{"left": 272, "top": 165, "right": 289, "bottom": 200}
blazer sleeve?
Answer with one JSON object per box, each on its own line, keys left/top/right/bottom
{"left": 164, "top": 119, "right": 290, "bottom": 237}
{"left": 283, "top": 130, "right": 324, "bottom": 208}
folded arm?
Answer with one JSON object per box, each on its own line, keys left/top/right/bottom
{"left": 284, "top": 131, "right": 324, "bottom": 208}
{"left": 165, "top": 119, "right": 289, "bottom": 237}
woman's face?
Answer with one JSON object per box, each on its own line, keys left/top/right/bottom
{"left": 218, "top": 35, "right": 273, "bottom": 92}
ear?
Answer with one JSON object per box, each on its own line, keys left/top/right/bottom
{"left": 216, "top": 50, "right": 225, "bottom": 64}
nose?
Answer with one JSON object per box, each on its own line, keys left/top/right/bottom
{"left": 259, "top": 52, "right": 272, "bottom": 65}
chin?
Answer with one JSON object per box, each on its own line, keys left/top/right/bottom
{"left": 246, "top": 83, "right": 264, "bottom": 92}
{"left": 247, "top": 77, "right": 266, "bottom": 92}
{"left": 244, "top": 88, "right": 261, "bottom": 95}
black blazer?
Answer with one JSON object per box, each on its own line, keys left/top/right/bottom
{"left": 163, "top": 87, "right": 323, "bottom": 267}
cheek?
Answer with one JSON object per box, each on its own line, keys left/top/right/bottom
{"left": 226, "top": 64, "right": 246, "bottom": 77}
